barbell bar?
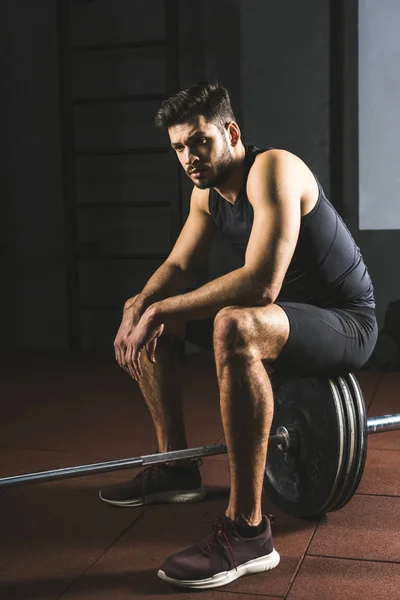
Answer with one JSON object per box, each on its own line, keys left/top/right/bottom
{"left": 0, "top": 415, "right": 398, "bottom": 489}
{"left": 0, "top": 433, "right": 287, "bottom": 489}
{"left": 367, "top": 414, "right": 400, "bottom": 434}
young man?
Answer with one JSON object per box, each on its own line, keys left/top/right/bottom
{"left": 100, "top": 82, "right": 378, "bottom": 589}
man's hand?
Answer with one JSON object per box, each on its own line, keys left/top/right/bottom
{"left": 114, "top": 295, "right": 144, "bottom": 374}
{"left": 124, "top": 309, "right": 164, "bottom": 380}
{"left": 114, "top": 303, "right": 140, "bottom": 374}
{"left": 114, "top": 304, "right": 164, "bottom": 381}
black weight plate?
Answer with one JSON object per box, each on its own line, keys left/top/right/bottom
{"left": 324, "top": 376, "right": 358, "bottom": 513}
{"left": 264, "top": 374, "right": 348, "bottom": 519}
{"left": 330, "top": 373, "right": 368, "bottom": 512}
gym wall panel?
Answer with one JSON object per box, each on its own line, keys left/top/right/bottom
{"left": 80, "top": 309, "right": 123, "bottom": 351}
{"left": 78, "top": 207, "right": 171, "bottom": 256}
{"left": 0, "top": 0, "right": 68, "bottom": 350}
{"left": 67, "top": 0, "right": 179, "bottom": 351}
{"left": 70, "top": 0, "right": 165, "bottom": 46}
{"left": 73, "top": 46, "right": 167, "bottom": 99}
{"left": 76, "top": 154, "right": 177, "bottom": 205}
{"left": 240, "top": 0, "right": 330, "bottom": 195}
{"left": 74, "top": 101, "right": 165, "bottom": 151}
{"left": 79, "top": 259, "right": 165, "bottom": 308}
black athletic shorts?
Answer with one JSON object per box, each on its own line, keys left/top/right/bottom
{"left": 185, "top": 303, "right": 378, "bottom": 376}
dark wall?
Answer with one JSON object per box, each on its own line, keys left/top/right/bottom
{"left": 69, "top": 0, "right": 179, "bottom": 350}
{"left": 195, "top": 0, "right": 331, "bottom": 281}
{"left": 241, "top": 0, "right": 330, "bottom": 190}
{"left": 1, "top": 1, "right": 67, "bottom": 350}
{"left": 4, "top": 0, "right": 390, "bottom": 351}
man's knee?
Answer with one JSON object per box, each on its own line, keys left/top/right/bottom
{"left": 212, "top": 305, "right": 286, "bottom": 365}
{"left": 213, "top": 307, "right": 257, "bottom": 355}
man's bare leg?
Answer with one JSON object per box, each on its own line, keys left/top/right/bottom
{"left": 136, "top": 333, "right": 191, "bottom": 466}
{"left": 213, "top": 304, "right": 290, "bottom": 527}
{"left": 119, "top": 295, "right": 190, "bottom": 466}
{"left": 100, "top": 310, "right": 202, "bottom": 506}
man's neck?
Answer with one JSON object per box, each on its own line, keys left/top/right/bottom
{"left": 213, "top": 143, "right": 247, "bottom": 205}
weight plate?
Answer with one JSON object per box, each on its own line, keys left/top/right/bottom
{"left": 264, "top": 374, "right": 348, "bottom": 519}
{"left": 330, "top": 372, "right": 368, "bottom": 512}
{"left": 323, "top": 376, "right": 358, "bottom": 513}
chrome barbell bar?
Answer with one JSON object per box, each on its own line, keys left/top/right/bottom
{"left": 0, "top": 433, "right": 286, "bottom": 489}
{"left": 367, "top": 414, "right": 400, "bottom": 434}
{"left": 0, "top": 414, "right": 399, "bottom": 490}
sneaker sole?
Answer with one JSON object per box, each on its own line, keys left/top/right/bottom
{"left": 99, "top": 486, "right": 207, "bottom": 507}
{"left": 157, "top": 548, "right": 280, "bottom": 589}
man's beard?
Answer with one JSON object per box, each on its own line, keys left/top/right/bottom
{"left": 187, "top": 141, "right": 236, "bottom": 190}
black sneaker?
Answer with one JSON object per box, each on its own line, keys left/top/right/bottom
{"left": 158, "top": 514, "right": 280, "bottom": 589}
{"left": 99, "top": 461, "right": 206, "bottom": 507}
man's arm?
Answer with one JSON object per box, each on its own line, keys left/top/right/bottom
{"left": 148, "top": 150, "right": 304, "bottom": 323}
{"left": 132, "top": 186, "right": 216, "bottom": 315}
{"left": 115, "top": 186, "right": 216, "bottom": 371}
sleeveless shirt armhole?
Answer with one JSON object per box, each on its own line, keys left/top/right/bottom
{"left": 302, "top": 172, "right": 323, "bottom": 222}
{"left": 208, "top": 188, "right": 221, "bottom": 228}
{"left": 208, "top": 188, "right": 215, "bottom": 213}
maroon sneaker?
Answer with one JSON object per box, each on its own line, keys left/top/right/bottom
{"left": 99, "top": 461, "right": 205, "bottom": 507}
{"left": 158, "top": 514, "right": 280, "bottom": 589}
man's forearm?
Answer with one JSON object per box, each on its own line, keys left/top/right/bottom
{"left": 151, "top": 266, "right": 270, "bottom": 322}
{"left": 135, "top": 260, "right": 189, "bottom": 312}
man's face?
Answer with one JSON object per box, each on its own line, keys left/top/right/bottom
{"left": 168, "top": 115, "right": 236, "bottom": 189}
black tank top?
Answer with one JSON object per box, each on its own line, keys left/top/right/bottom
{"left": 208, "top": 145, "right": 375, "bottom": 309}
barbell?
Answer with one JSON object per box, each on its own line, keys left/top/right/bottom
{"left": 1, "top": 371, "right": 399, "bottom": 519}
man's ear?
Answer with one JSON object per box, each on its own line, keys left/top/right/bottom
{"left": 227, "top": 121, "right": 241, "bottom": 146}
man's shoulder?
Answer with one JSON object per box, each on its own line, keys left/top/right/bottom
{"left": 246, "top": 148, "right": 312, "bottom": 207}
{"left": 190, "top": 185, "right": 211, "bottom": 215}
{"left": 253, "top": 147, "right": 298, "bottom": 165}
{"left": 249, "top": 148, "right": 305, "bottom": 182}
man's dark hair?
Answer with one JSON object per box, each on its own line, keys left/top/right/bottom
{"left": 155, "top": 81, "right": 236, "bottom": 133}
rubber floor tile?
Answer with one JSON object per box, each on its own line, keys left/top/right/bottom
{"left": 0, "top": 353, "right": 122, "bottom": 414}
{"left": 199, "top": 455, "right": 230, "bottom": 499}
{"left": 367, "top": 372, "right": 400, "bottom": 450}
{"left": 0, "top": 353, "right": 223, "bottom": 462}
{"left": 0, "top": 446, "right": 75, "bottom": 478}
{"left": 57, "top": 496, "right": 315, "bottom": 599}
{"left": 355, "top": 369, "right": 383, "bottom": 410}
{"left": 286, "top": 556, "right": 400, "bottom": 600}
{"left": 62, "top": 581, "right": 283, "bottom": 600}
{"left": 4, "top": 370, "right": 145, "bottom": 425}
{"left": 0, "top": 410, "right": 157, "bottom": 459}
{"left": 181, "top": 353, "right": 223, "bottom": 446}
{"left": 357, "top": 448, "right": 400, "bottom": 496}
{"left": 308, "top": 495, "right": 400, "bottom": 562}
{"left": 0, "top": 367, "right": 155, "bottom": 457}
{"left": 0, "top": 475, "right": 145, "bottom": 600}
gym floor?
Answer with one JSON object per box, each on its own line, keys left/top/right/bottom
{"left": 1, "top": 351, "right": 399, "bottom": 600}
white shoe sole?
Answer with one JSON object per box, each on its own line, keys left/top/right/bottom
{"left": 157, "top": 549, "right": 280, "bottom": 589}
{"left": 99, "top": 486, "right": 206, "bottom": 507}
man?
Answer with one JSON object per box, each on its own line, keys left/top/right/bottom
{"left": 100, "top": 82, "right": 378, "bottom": 589}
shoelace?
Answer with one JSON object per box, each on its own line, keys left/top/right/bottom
{"left": 195, "top": 512, "right": 276, "bottom": 572}
{"left": 132, "top": 464, "right": 163, "bottom": 481}
{"left": 132, "top": 464, "right": 164, "bottom": 502}
{"left": 196, "top": 513, "right": 239, "bottom": 571}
